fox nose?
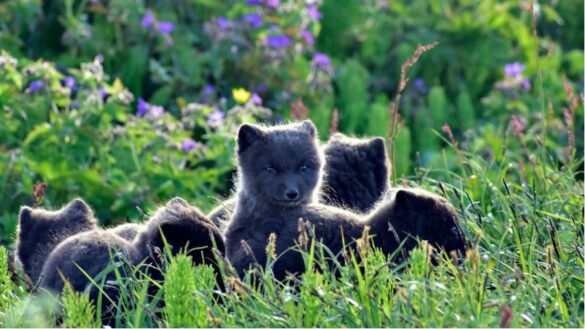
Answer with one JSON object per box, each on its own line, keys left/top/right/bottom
{"left": 285, "top": 188, "right": 299, "bottom": 200}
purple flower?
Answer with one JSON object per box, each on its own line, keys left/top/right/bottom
{"left": 141, "top": 11, "right": 155, "bottom": 28}
{"left": 301, "top": 30, "right": 314, "bottom": 45}
{"left": 250, "top": 93, "right": 263, "bottom": 105}
{"left": 62, "top": 76, "right": 77, "bottom": 91}
{"left": 256, "top": 84, "right": 266, "bottom": 92}
{"left": 98, "top": 87, "right": 108, "bottom": 100}
{"left": 207, "top": 109, "right": 225, "bottom": 125}
{"left": 216, "top": 17, "right": 232, "bottom": 30}
{"left": 307, "top": 6, "right": 322, "bottom": 20}
{"left": 266, "top": 35, "right": 292, "bottom": 48}
{"left": 181, "top": 138, "right": 198, "bottom": 153}
{"left": 27, "top": 80, "right": 44, "bottom": 93}
{"left": 414, "top": 78, "right": 428, "bottom": 93}
{"left": 521, "top": 79, "right": 531, "bottom": 90}
{"left": 203, "top": 84, "right": 215, "bottom": 95}
{"left": 150, "top": 105, "right": 165, "bottom": 117}
{"left": 157, "top": 21, "right": 175, "bottom": 35}
{"left": 266, "top": 0, "right": 280, "bottom": 8}
{"left": 504, "top": 62, "right": 525, "bottom": 78}
{"left": 137, "top": 98, "right": 150, "bottom": 116}
{"left": 313, "top": 53, "right": 331, "bottom": 69}
{"left": 243, "top": 13, "right": 262, "bottom": 28}
{"left": 247, "top": 0, "right": 263, "bottom": 5}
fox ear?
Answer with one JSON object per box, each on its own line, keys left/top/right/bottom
{"left": 64, "top": 198, "right": 96, "bottom": 224}
{"left": 18, "top": 206, "right": 33, "bottom": 228}
{"left": 67, "top": 198, "right": 91, "bottom": 214}
{"left": 394, "top": 189, "right": 417, "bottom": 208}
{"left": 237, "top": 124, "right": 264, "bottom": 153}
{"left": 369, "top": 137, "right": 386, "bottom": 157}
{"left": 299, "top": 120, "right": 317, "bottom": 138}
{"left": 166, "top": 197, "right": 190, "bottom": 209}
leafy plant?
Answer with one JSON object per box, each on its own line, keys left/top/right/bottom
{"left": 163, "top": 254, "right": 216, "bottom": 328}
{"left": 61, "top": 283, "right": 100, "bottom": 328}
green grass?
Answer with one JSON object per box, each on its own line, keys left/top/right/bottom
{"left": 0, "top": 143, "right": 582, "bottom": 327}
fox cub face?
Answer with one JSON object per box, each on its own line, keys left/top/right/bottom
{"left": 236, "top": 120, "right": 323, "bottom": 208}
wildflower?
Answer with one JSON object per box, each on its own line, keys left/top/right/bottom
{"left": 256, "top": 84, "right": 266, "bottom": 92}
{"left": 504, "top": 62, "right": 525, "bottom": 78}
{"left": 98, "top": 87, "right": 108, "bottom": 100}
{"left": 250, "top": 93, "right": 263, "bottom": 105}
{"left": 307, "top": 5, "right": 322, "bottom": 20}
{"left": 157, "top": 21, "right": 175, "bottom": 35}
{"left": 216, "top": 17, "right": 232, "bottom": 30}
{"left": 521, "top": 79, "right": 531, "bottom": 90}
{"left": 266, "top": 0, "right": 280, "bottom": 8}
{"left": 203, "top": 84, "right": 215, "bottom": 95}
{"left": 141, "top": 11, "right": 155, "bottom": 28}
{"left": 247, "top": 0, "right": 262, "bottom": 5}
{"left": 62, "top": 76, "right": 77, "bottom": 91}
{"left": 176, "top": 97, "right": 186, "bottom": 109}
{"left": 266, "top": 35, "right": 292, "bottom": 48}
{"left": 0, "top": 52, "right": 17, "bottom": 68}
{"left": 181, "top": 139, "right": 198, "bottom": 153}
{"left": 243, "top": 13, "right": 262, "bottom": 28}
{"left": 150, "top": 105, "right": 165, "bottom": 117}
{"left": 414, "top": 78, "right": 428, "bottom": 93}
{"left": 27, "top": 80, "right": 44, "bottom": 93}
{"left": 207, "top": 109, "right": 225, "bottom": 126}
{"left": 301, "top": 30, "right": 314, "bottom": 45}
{"left": 313, "top": 53, "right": 331, "bottom": 69}
{"left": 232, "top": 88, "right": 251, "bottom": 104}
{"left": 137, "top": 98, "right": 150, "bottom": 116}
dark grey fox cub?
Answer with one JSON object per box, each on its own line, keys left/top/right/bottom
{"left": 16, "top": 199, "right": 142, "bottom": 286}
{"left": 321, "top": 133, "right": 390, "bottom": 213}
{"left": 16, "top": 198, "right": 224, "bottom": 305}
{"left": 208, "top": 131, "right": 390, "bottom": 226}
{"left": 224, "top": 120, "right": 466, "bottom": 279}
{"left": 16, "top": 199, "right": 99, "bottom": 285}
{"left": 132, "top": 197, "right": 225, "bottom": 282}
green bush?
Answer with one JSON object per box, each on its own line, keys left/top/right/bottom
{"left": 0, "top": 50, "right": 271, "bottom": 241}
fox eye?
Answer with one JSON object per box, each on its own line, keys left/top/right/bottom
{"left": 264, "top": 167, "right": 277, "bottom": 174}
{"left": 299, "top": 164, "right": 309, "bottom": 172}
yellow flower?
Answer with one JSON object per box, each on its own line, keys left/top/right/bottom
{"left": 176, "top": 97, "right": 186, "bottom": 109}
{"left": 232, "top": 88, "right": 251, "bottom": 104}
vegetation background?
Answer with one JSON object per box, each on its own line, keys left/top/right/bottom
{"left": 0, "top": 0, "right": 583, "bottom": 327}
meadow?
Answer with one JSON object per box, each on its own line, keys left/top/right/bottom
{"left": 0, "top": 0, "right": 583, "bottom": 327}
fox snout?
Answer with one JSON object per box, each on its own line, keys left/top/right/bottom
{"left": 284, "top": 187, "right": 300, "bottom": 201}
